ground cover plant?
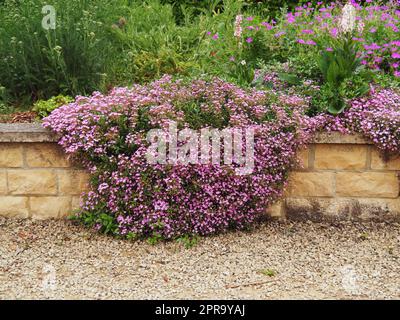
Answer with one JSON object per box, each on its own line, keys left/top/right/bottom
{"left": 43, "top": 76, "right": 400, "bottom": 240}
{"left": 43, "top": 76, "right": 315, "bottom": 240}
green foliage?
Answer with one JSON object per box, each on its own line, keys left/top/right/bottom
{"left": 0, "top": 0, "right": 125, "bottom": 105}
{"left": 160, "top": 0, "right": 334, "bottom": 23}
{"left": 317, "top": 37, "right": 371, "bottom": 114}
{"left": 0, "top": 85, "right": 12, "bottom": 114}
{"left": 106, "top": 0, "right": 201, "bottom": 85}
{"left": 176, "top": 235, "right": 200, "bottom": 248}
{"left": 178, "top": 100, "right": 231, "bottom": 130}
{"left": 79, "top": 205, "right": 119, "bottom": 236}
{"left": 278, "top": 72, "right": 301, "bottom": 86}
{"left": 130, "top": 48, "right": 196, "bottom": 83}
{"left": 33, "top": 94, "right": 73, "bottom": 118}
{"left": 0, "top": 0, "right": 397, "bottom": 113}
{"left": 147, "top": 233, "right": 163, "bottom": 245}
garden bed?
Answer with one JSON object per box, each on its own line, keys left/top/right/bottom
{"left": 0, "top": 123, "right": 398, "bottom": 221}
{"left": 1, "top": 1, "right": 399, "bottom": 240}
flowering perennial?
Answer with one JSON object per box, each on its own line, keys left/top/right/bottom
{"left": 44, "top": 76, "right": 315, "bottom": 239}
{"left": 214, "top": 1, "right": 400, "bottom": 78}
{"left": 43, "top": 76, "right": 400, "bottom": 239}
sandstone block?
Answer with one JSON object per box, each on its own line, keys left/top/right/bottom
{"left": 30, "top": 196, "right": 71, "bottom": 219}
{"left": 314, "top": 144, "right": 367, "bottom": 170}
{"left": 287, "top": 172, "right": 335, "bottom": 197}
{"left": 0, "top": 196, "right": 29, "bottom": 218}
{"left": 286, "top": 197, "right": 400, "bottom": 221}
{"left": 371, "top": 149, "right": 400, "bottom": 170}
{"left": 58, "top": 170, "right": 90, "bottom": 195}
{"left": 8, "top": 170, "right": 57, "bottom": 195}
{"left": 0, "top": 143, "right": 23, "bottom": 167}
{"left": 25, "top": 143, "right": 70, "bottom": 168}
{"left": 0, "top": 171, "right": 6, "bottom": 194}
{"left": 266, "top": 201, "right": 285, "bottom": 218}
{"left": 336, "top": 172, "right": 399, "bottom": 198}
{"left": 296, "top": 149, "right": 309, "bottom": 169}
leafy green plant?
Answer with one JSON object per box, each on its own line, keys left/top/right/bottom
{"left": 147, "top": 233, "right": 163, "bottom": 245}
{"left": 0, "top": 85, "right": 11, "bottom": 113}
{"left": 0, "top": 0, "right": 125, "bottom": 105}
{"left": 318, "top": 37, "right": 370, "bottom": 114}
{"left": 33, "top": 94, "right": 73, "bottom": 118}
{"left": 176, "top": 235, "right": 200, "bottom": 248}
{"left": 131, "top": 48, "right": 196, "bottom": 83}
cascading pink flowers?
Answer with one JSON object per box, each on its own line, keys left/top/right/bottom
{"left": 43, "top": 76, "right": 315, "bottom": 238}
{"left": 43, "top": 76, "right": 400, "bottom": 239}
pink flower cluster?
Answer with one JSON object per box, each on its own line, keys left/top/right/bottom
{"left": 344, "top": 88, "right": 400, "bottom": 154}
{"left": 43, "top": 76, "right": 314, "bottom": 239}
{"left": 43, "top": 76, "right": 400, "bottom": 239}
{"left": 312, "top": 87, "right": 400, "bottom": 155}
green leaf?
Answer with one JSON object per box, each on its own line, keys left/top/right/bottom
{"left": 326, "top": 61, "right": 341, "bottom": 85}
{"left": 354, "top": 84, "right": 370, "bottom": 97}
{"left": 278, "top": 72, "right": 301, "bottom": 85}
{"left": 327, "top": 95, "right": 346, "bottom": 115}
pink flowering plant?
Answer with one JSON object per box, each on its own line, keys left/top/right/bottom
{"left": 43, "top": 76, "right": 317, "bottom": 240}
{"left": 201, "top": 1, "right": 399, "bottom": 114}
{"left": 43, "top": 73, "right": 400, "bottom": 241}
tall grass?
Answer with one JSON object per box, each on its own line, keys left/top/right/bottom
{"left": 0, "top": 0, "right": 124, "bottom": 107}
{"left": 0, "top": 0, "right": 213, "bottom": 108}
{"left": 107, "top": 0, "right": 201, "bottom": 85}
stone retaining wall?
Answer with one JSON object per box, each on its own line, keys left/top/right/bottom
{"left": 0, "top": 124, "right": 89, "bottom": 219}
{"left": 269, "top": 132, "right": 400, "bottom": 221}
{"left": 0, "top": 124, "right": 399, "bottom": 220}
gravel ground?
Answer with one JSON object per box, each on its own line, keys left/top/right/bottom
{"left": 0, "top": 217, "right": 399, "bottom": 300}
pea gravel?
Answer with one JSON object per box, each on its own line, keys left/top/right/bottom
{"left": 0, "top": 217, "right": 399, "bottom": 300}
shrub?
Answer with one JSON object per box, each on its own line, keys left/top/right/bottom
{"left": 342, "top": 88, "right": 400, "bottom": 155}
{"left": 33, "top": 94, "right": 73, "bottom": 118}
{"left": 309, "top": 86, "right": 400, "bottom": 156}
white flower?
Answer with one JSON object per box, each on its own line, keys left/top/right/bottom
{"left": 340, "top": 2, "right": 356, "bottom": 34}
{"left": 357, "top": 21, "right": 364, "bottom": 34}
{"left": 240, "top": 60, "right": 246, "bottom": 65}
{"left": 234, "top": 15, "right": 243, "bottom": 38}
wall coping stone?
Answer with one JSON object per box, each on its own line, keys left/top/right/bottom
{"left": 312, "top": 131, "right": 372, "bottom": 144}
{"left": 0, "top": 123, "right": 372, "bottom": 144}
{"left": 0, "top": 123, "right": 58, "bottom": 142}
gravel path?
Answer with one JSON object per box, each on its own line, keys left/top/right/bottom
{"left": 0, "top": 217, "right": 399, "bottom": 300}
